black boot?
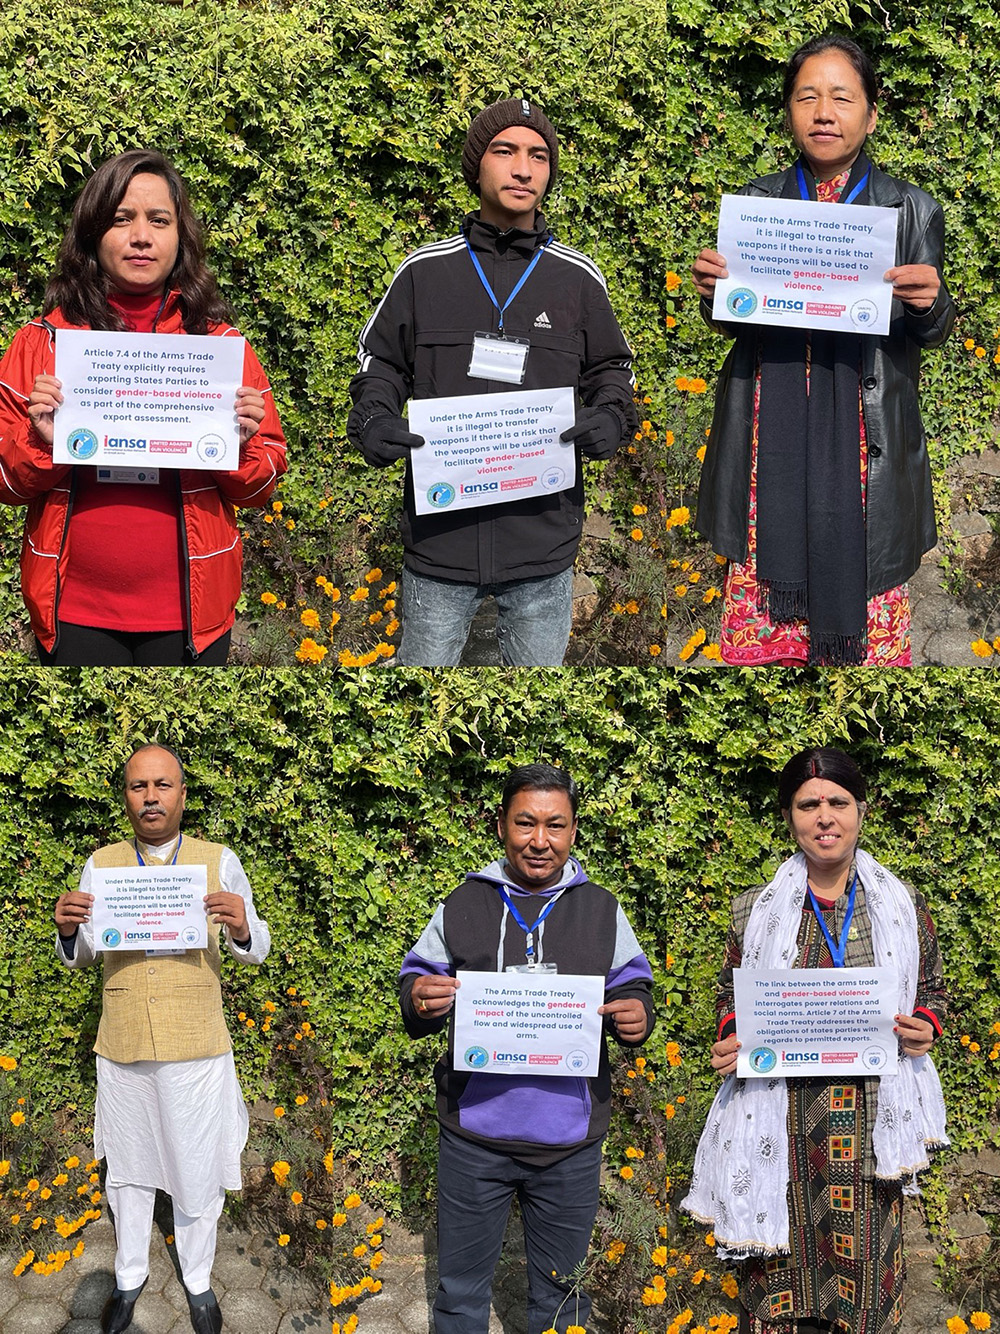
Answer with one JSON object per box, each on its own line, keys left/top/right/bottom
{"left": 100, "top": 1278, "right": 147, "bottom": 1334}
{"left": 186, "top": 1288, "right": 223, "bottom": 1333}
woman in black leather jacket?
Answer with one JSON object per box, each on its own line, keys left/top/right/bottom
{"left": 691, "top": 35, "right": 954, "bottom": 667}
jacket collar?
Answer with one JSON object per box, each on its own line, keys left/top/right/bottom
{"left": 462, "top": 210, "right": 553, "bottom": 257}
{"left": 39, "top": 288, "right": 186, "bottom": 333}
{"left": 756, "top": 159, "right": 905, "bottom": 207}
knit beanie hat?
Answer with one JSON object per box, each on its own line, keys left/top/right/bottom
{"left": 461, "top": 98, "right": 559, "bottom": 194}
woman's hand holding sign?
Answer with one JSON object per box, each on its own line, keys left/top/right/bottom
{"left": 691, "top": 248, "right": 729, "bottom": 299}
{"left": 27, "top": 374, "right": 63, "bottom": 448}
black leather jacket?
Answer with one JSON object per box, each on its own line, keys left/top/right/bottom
{"left": 695, "top": 163, "right": 955, "bottom": 596}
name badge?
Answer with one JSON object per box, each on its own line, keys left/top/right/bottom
{"left": 96, "top": 467, "right": 161, "bottom": 485}
{"left": 468, "top": 333, "right": 529, "bottom": 384}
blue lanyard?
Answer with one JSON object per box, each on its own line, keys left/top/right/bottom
{"left": 796, "top": 161, "right": 869, "bottom": 205}
{"left": 134, "top": 833, "right": 182, "bottom": 866}
{"left": 496, "top": 883, "right": 560, "bottom": 963}
{"left": 806, "top": 868, "right": 858, "bottom": 968}
{"left": 463, "top": 236, "right": 551, "bottom": 333}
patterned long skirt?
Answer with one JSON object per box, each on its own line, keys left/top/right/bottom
{"left": 739, "top": 1081, "right": 904, "bottom": 1333}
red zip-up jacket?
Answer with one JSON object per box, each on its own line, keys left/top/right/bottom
{"left": 0, "top": 293, "right": 287, "bottom": 657}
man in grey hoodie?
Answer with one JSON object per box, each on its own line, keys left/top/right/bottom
{"left": 399, "top": 763, "right": 654, "bottom": 1333}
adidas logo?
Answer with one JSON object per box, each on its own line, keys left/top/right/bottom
{"left": 534, "top": 311, "right": 552, "bottom": 329}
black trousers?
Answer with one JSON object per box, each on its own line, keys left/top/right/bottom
{"left": 36, "top": 623, "right": 231, "bottom": 666}
{"left": 433, "top": 1128, "right": 601, "bottom": 1334}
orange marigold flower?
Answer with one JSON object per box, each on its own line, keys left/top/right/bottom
{"left": 971, "top": 639, "right": 993, "bottom": 658}
{"left": 666, "top": 271, "right": 682, "bottom": 293}
{"left": 679, "top": 628, "right": 707, "bottom": 661}
{"left": 631, "top": 527, "right": 644, "bottom": 541}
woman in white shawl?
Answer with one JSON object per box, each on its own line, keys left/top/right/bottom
{"left": 683, "top": 747, "right": 948, "bottom": 1334}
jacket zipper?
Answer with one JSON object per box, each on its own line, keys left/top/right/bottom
{"left": 175, "top": 472, "right": 196, "bottom": 660}
{"left": 153, "top": 296, "right": 197, "bottom": 661}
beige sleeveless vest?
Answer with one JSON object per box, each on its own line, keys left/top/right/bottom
{"left": 92, "top": 835, "right": 231, "bottom": 1064}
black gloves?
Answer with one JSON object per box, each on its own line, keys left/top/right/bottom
{"left": 559, "top": 407, "right": 623, "bottom": 460}
{"left": 360, "top": 415, "right": 425, "bottom": 467}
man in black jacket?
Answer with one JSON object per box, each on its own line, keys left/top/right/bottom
{"left": 348, "top": 99, "right": 637, "bottom": 666}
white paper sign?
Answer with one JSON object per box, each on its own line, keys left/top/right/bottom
{"left": 453, "top": 970, "right": 604, "bottom": 1077}
{"left": 53, "top": 330, "right": 244, "bottom": 470}
{"left": 91, "top": 865, "right": 209, "bottom": 952}
{"left": 712, "top": 194, "right": 899, "bottom": 334}
{"left": 733, "top": 966, "right": 898, "bottom": 1078}
{"left": 407, "top": 386, "right": 576, "bottom": 515}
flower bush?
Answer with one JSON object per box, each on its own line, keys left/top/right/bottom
{"left": 544, "top": 1044, "right": 743, "bottom": 1333}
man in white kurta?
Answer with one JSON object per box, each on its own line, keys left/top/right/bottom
{"left": 55, "top": 743, "right": 269, "bottom": 1334}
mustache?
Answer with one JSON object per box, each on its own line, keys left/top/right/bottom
{"left": 141, "top": 804, "right": 167, "bottom": 816}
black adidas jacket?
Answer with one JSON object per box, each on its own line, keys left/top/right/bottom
{"left": 347, "top": 212, "right": 637, "bottom": 584}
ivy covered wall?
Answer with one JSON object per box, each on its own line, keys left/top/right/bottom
{"left": 0, "top": 0, "right": 997, "bottom": 658}
{"left": 2, "top": 668, "right": 998, "bottom": 1189}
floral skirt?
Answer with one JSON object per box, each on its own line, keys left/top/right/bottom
{"left": 719, "top": 361, "right": 911, "bottom": 667}
{"left": 739, "top": 1082, "right": 904, "bottom": 1333}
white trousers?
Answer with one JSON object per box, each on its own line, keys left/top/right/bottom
{"left": 106, "top": 1181, "right": 225, "bottom": 1295}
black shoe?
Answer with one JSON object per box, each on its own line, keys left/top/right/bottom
{"left": 101, "top": 1279, "right": 147, "bottom": 1334}
{"left": 188, "top": 1292, "right": 223, "bottom": 1333}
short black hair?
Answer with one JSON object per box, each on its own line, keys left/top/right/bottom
{"left": 500, "top": 763, "right": 578, "bottom": 817}
{"left": 122, "top": 743, "right": 187, "bottom": 789}
{"left": 783, "top": 35, "right": 879, "bottom": 112}
{"left": 778, "top": 747, "right": 866, "bottom": 810}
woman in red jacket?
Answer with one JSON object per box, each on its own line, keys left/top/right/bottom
{"left": 0, "top": 149, "right": 287, "bottom": 664}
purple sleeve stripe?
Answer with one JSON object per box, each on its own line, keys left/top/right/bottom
{"left": 607, "top": 954, "right": 653, "bottom": 990}
{"left": 400, "top": 951, "right": 452, "bottom": 980}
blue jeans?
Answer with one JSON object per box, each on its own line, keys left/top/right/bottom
{"left": 433, "top": 1129, "right": 601, "bottom": 1334}
{"left": 399, "top": 567, "right": 573, "bottom": 667}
